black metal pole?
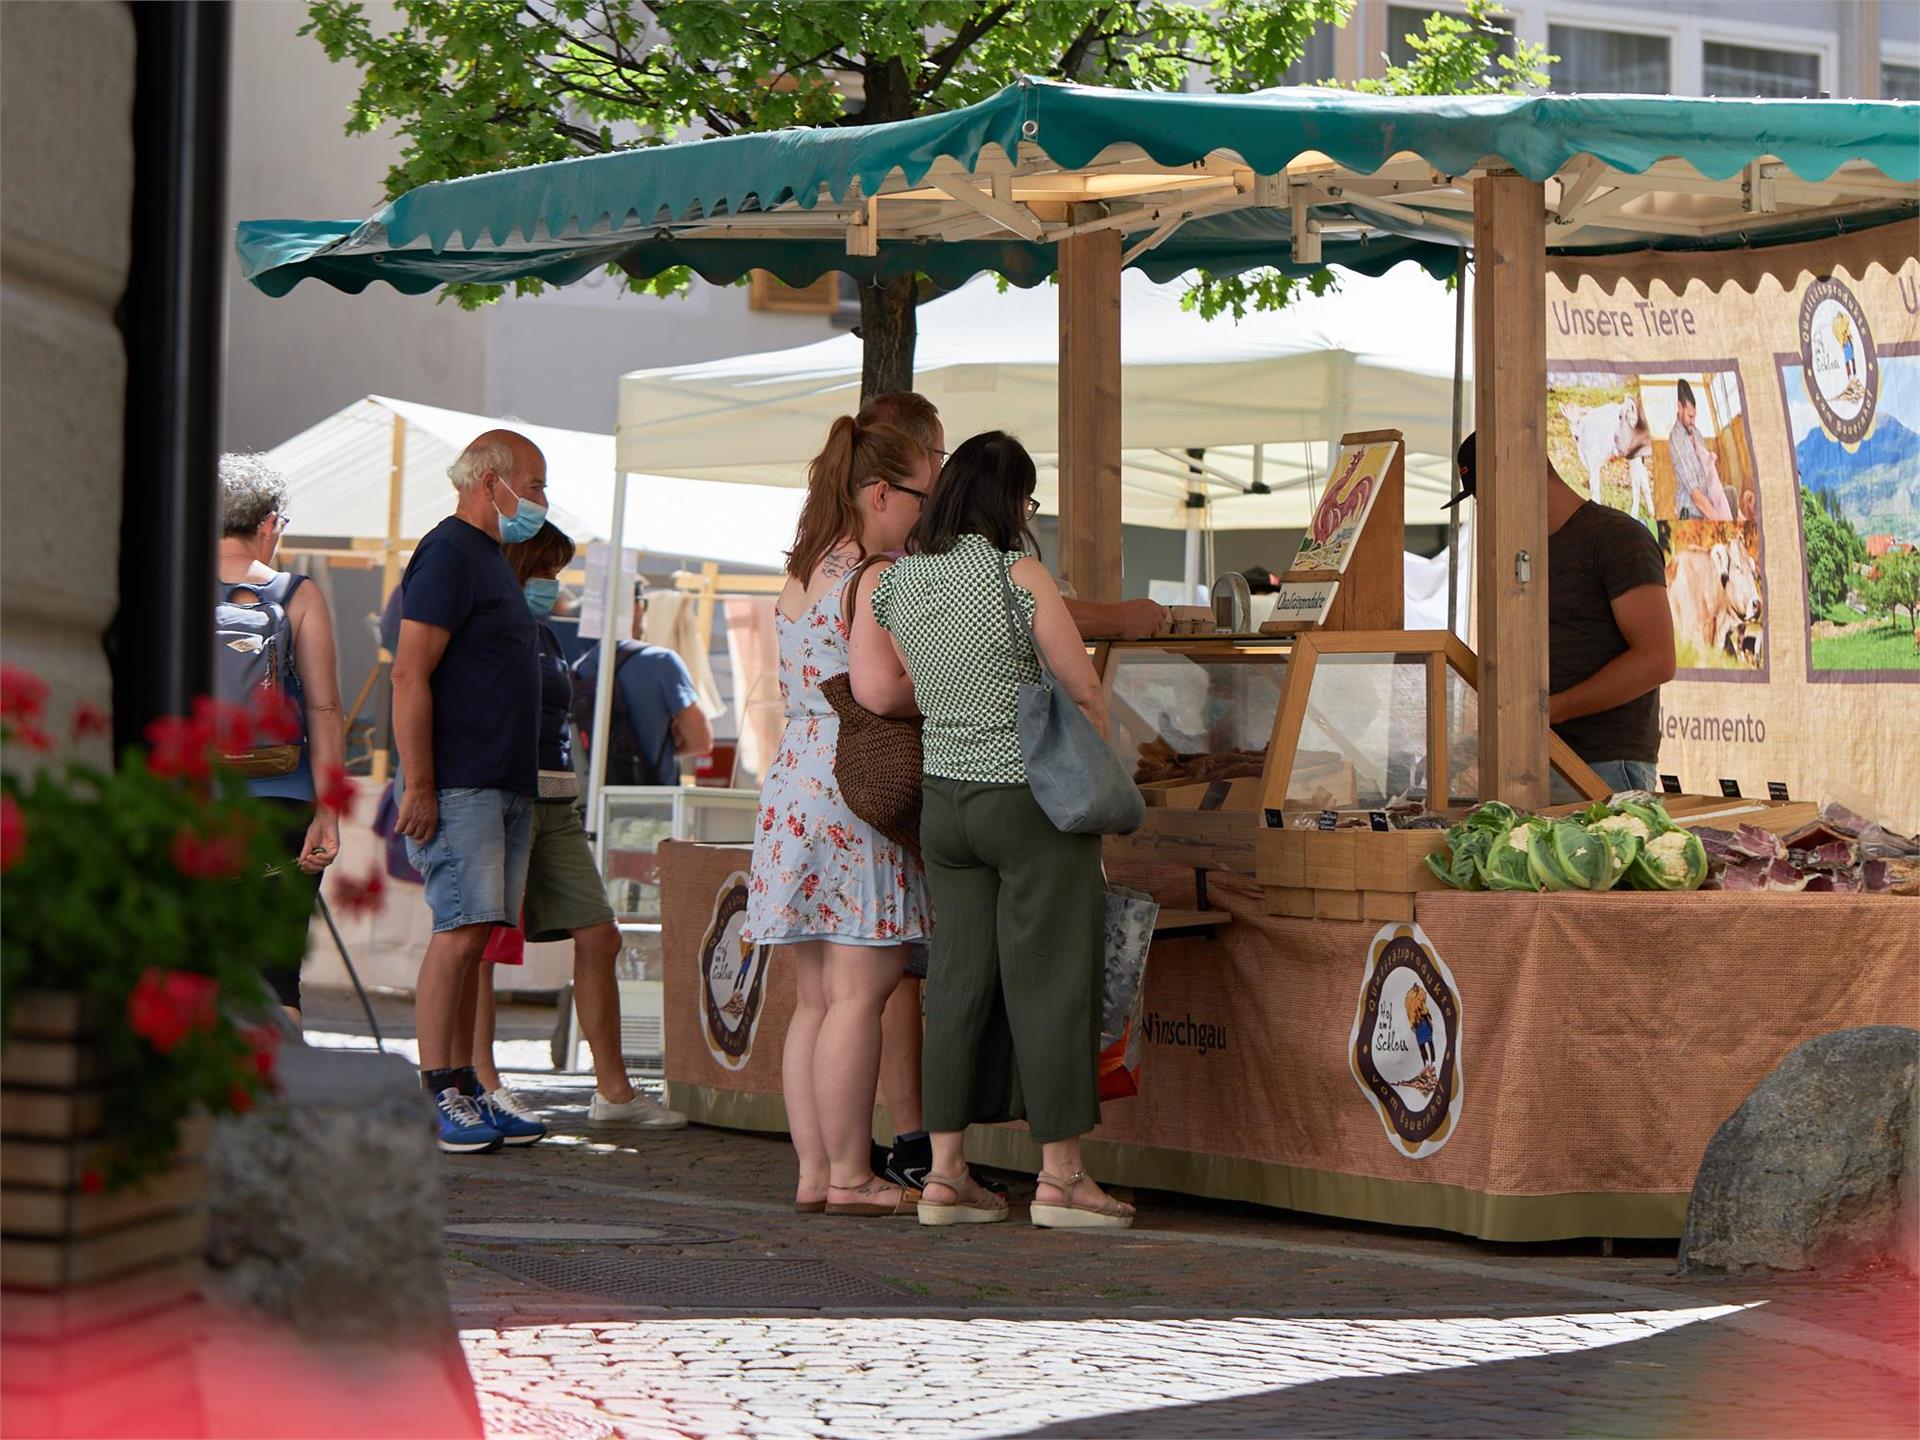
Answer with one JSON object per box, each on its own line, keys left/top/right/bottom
{"left": 112, "top": 2, "right": 232, "bottom": 751}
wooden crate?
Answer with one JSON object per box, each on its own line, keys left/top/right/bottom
{"left": 1255, "top": 823, "right": 1444, "bottom": 923}
{"left": 1104, "top": 808, "right": 1259, "bottom": 877}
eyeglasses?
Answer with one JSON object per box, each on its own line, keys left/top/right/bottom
{"left": 1024, "top": 497, "right": 1041, "bottom": 520}
{"left": 272, "top": 513, "right": 291, "bottom": 534}
{"left": 892, "top": 482, "right": 931, "bottom": 503}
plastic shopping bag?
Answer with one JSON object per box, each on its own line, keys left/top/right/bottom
{"left": 1097, "top": 884, "right": 1158, "bottom": 1101}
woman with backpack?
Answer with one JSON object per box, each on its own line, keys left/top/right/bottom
{"left": 216, "top": 453, "right": 347, "bottom": 1024}
{"left": 456, "top": 520, "right": 687, "bottom": 1138}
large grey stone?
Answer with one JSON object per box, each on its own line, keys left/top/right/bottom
{"left": 1681, "top": 1026, "right": 1920, "bottom": 1275}
{"left": 206, "top": 1044, "right": 458, "bottom": 1334}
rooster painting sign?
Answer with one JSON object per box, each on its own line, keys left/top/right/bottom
{"left": 1290, "top": 440, "right": 1400, "bottom": 575}
{"left": 1349, "top": 923, "right": 1465, "bottom": 1159}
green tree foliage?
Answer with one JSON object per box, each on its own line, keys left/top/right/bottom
{"left": 1184, "top": 0, "right": 1553, "bottom": 321}
{"left": 1864, "top": 548, "right": 1920, "bottom": 630}
{"left": 303, "top": 0, "right": 1348, "bottom": 390}
{"left": 1801, "top": 484, "right": 1872, "bottom": 616}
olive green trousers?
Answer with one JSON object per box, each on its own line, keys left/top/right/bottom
{"left": 919, "top": 776, "right": 1105, "bottom": 1144}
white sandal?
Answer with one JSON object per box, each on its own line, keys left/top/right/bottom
{"left": 916, "top": 1169, "right": 1010, "bottom": 1226}
{"left": 1030, "top": 1168, "right": 1136, "bottom": 1230}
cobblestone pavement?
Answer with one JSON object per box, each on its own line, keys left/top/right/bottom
{"left": 309, "top": 992, "right": 1920, "bottom": 1439}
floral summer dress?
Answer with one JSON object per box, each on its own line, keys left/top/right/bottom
{"left": 741, "top": 568, "right": 931, "bottom": 947}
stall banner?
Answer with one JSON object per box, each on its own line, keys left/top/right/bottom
{"left": 662, "top": 841, "right": 795, "bottom": 1112}
{"left": 1347, "top": 924, "right": 1464, "bottom": 1160}
{"left": 1548, "top": 234, "right": 1920, "bottom": 831}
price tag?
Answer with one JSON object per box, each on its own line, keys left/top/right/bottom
{"left": 1659, "top": 774, "right": 1682, "bottom": 795}
{"left": 1767, "top": 780, "right": 1791, "bottom": 803}
{"left": 1718, "top": 778, "right": 1743, "bottom": 799}
{"left": 1368, "top": 810, "right": 1391, "bottom": 832}
{"left": 1316, "top": 809, "right": 1339, "bottom": 831}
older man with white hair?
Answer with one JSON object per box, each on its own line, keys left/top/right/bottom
{"left": 392, "top": 430, "right": 549, "bottom": 1152}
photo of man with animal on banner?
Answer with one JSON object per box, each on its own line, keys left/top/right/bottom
{"left": 1547, "top": 228, "right": 1919, "bottom": 833}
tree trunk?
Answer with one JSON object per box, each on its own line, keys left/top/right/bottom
{"left": 858, "top": 274, "right": 918, "bottom": 403}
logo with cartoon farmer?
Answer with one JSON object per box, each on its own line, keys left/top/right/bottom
{"left": 1349, "top": 924, "right": 1465, "bottom": 1159}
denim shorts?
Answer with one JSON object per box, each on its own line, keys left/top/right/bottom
{"left": 404, "top": 787, "right": 534, "bottom": 933}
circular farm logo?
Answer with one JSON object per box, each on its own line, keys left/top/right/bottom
{"left": 1348, "top": 924, "right": 1465, "bottom": 1159}
{"left": 699, "top": 871, "right": 772, "bottom": 1071}
{"left": 1798, "top": 275, "right": 1878, "bottom": 444}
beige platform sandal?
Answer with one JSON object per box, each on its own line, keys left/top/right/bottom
{"left": 1030, "top": 1169, "right": 1136, "bottom": 1230}
{"left": 916, "top": 1170, "right": 1011, "bottom": 1226}
{"left": 824, "top": 1179, "right": 915, "bottom": 1217}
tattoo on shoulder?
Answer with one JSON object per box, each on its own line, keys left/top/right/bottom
{"left": 818, "top": 546, "right": 860, "bottom": 581}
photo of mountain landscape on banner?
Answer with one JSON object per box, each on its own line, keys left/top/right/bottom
{"left": 1784, "top": 348, "right": 1920, "bottom": 679}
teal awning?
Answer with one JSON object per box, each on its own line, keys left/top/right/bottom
{"left": 240, "top": 79, "right": 1920, "bottom": 297}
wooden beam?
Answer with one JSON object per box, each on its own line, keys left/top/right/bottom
{"left": 1058, "top": 227, "right": 1123, "bottom": 602}
{"left": 1473, "top": 172, "right": 1551, "bottom": 811}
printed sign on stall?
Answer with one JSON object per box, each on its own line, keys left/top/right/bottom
{"left": 698, "top": 870, "right": 773, "bottom": 1071}
{"left": 1349, "top": 923, "right": 1465, "bottom": 1160}
{"left": 1289, "top": 441, "right": 1400, "bottom": 575}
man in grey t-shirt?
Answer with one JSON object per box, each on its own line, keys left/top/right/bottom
{"left": 1452, "top": 434, "right": 1676, "bottom": 793}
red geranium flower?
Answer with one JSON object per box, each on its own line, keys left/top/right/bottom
{"left": 316, "top": 765, "right": 356, "bottom": 818}
{"left": 242, "top": 1024, "right": 281, "bottom": 1081}
{"left": 192, "top": 697, "right": 256, "bottom": 755}
{"left": 0, "top": 665, "right": 48, "bottom": 724}
{"left": 127, "top": 968, "right": 218, "bottom": 1054}
{"left": 144, "top": 713, "right": 215, "bottom": 782}
{"left": 170, "top": 827, "right": 247, "bottom": 880}
{"left": 71, "top": 702, "right": 111, "bottom": 741}
{"left": 80, "top": 1170, "right": 105, "bottom": 1196}
{"left": 331, "top": 866, "right": 385, "bottom": 920}
{"left": 227, "top": 1085, "right": 254, "bottom": 1115}
{"left": 251, "top": 690, "right": 302, "bottom": 745}
{"left": 1, "top": 793, "right": 23, "bottom": 873}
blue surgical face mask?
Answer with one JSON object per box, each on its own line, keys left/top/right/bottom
{"left": 494, "top": 478, "right": 547, "bottom": 544}
{"left": 524, "top": 578, "right": 560, "bottom": 617}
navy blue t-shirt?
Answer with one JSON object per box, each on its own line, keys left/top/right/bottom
{"left": 534, "top": 624, "right": 573, "bottom": 773}
{"left": 401, "top": 516, "right": 538, "bottom": 794}
{"left": 573, "top": 643, "right": 700, "bottom": 784}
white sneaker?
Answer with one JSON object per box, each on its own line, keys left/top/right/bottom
{"left": 588, "top": 1086, "right": 687, "bottom": 1129}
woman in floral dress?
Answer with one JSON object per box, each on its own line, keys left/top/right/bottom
{"left": 743, "top": 414, "right": 936, "bottom": 1216}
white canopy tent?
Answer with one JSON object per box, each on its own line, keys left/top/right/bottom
{"left": 615, "top": 262, "right": 1472, "bottom": 533}
{"left": 266, "top": 394, "right": 801, "bottom": 568}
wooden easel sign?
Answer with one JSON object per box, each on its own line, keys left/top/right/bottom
{"left": 1262, "top": 430, "right": 1405, "bottom": 634}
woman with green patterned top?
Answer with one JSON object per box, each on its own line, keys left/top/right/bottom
{"left": 870, "top": 432, "right": 1136, "bottom": 1231}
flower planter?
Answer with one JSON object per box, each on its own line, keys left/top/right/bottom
{"left": 1, "top": 992, "right": 210, "bottom": 1438}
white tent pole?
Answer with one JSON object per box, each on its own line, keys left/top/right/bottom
{"left": 587, "top": 466, "right": 629, "bottom": 865}
{"left": 1182, "top": 452, "right": 1205, "bottom": 598}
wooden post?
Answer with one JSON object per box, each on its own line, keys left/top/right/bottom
{"left": 371, "top": 413, "right": 407, "bottom": 786}
{"left": 1058, "top": 228, "right": 1123, "bottom": 602}
{"left": 1472, "top": 172, "right": 1550, "bottom": 809}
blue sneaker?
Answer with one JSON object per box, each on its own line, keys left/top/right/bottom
{"left": 435, "top": 1088, "right": 503, "bottom": 1153}
{"left": 479, "top": 1088, "right": 548, "bottom": 1147}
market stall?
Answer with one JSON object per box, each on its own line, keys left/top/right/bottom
{"left": 245, "top": 82, "right": 1919, "bottom": 1240}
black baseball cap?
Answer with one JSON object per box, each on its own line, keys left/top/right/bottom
{"left": 1445, "top": 432, "right": 1475, "bottom": 508}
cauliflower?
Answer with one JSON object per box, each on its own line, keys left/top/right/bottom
{"left": 1591, "top": 813, "right": 1652, "bottom": 842}
{"left": 1507, "top": 826, "right": 1532, "bottom": 851}
{"left": 1643, "top": 830, "right": 1692, "bottom": 879}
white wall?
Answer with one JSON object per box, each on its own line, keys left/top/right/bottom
{"left": 224, "top": 1, "right": 842, "bottom": 449}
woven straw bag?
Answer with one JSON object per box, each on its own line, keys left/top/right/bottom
{"left": 822, "top": 555, "right": 924, "bottom": 856}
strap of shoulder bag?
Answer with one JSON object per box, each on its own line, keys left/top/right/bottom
{"left": 839, "top": 553, "right": 894, "bottom": 632}
{"left": 994, "top": 549, "right": 1055, "bottom": 689}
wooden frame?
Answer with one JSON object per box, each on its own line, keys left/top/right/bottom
{"left": 1256, "top": 628, "right": 1610, "bottom": 814}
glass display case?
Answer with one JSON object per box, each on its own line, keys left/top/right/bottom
{"left": 1100, "top": 629, "right": 1608, "bottom": 827}
{"left": 582, "top": 786, "right": 759, "bottom": 1069}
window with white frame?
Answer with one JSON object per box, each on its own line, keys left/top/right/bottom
{"left": 1702, "top": 41, "right": 1819, "bottom": 98}
{"left": 1387, "top": 5, "right": 1514, "bottom": 70}
{"left": 1548, "top": 24, "right": 1670, "bottom": 95}
{"left": 1885, "top": 63, "right": 1920, "bottom": 101}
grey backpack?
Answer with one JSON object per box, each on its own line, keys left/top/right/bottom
{"left": 995, "top": 556, "right": 1145, "bottom": 835}
{"left": 214, "top": 572, "right": 306, "bottom": 776}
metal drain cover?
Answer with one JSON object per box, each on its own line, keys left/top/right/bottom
{"left": 448, "top": 1221, "right": 729, "bottom": 1245}
{"left": 467, "top": 1246, "right": 910, "bottom": 1307}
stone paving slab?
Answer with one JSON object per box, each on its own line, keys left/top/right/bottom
{"left": 302, "top": 993, "right": 1920, "bottom": 1439}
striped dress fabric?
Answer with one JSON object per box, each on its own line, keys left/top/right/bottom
{"left": 872, "top": 534, "right": 1040, "bottom": 785}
